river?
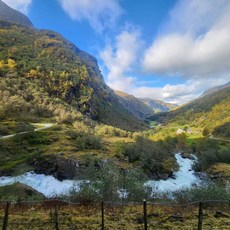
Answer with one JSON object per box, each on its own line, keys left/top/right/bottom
{"left": 0, "top": 153, "right": 200, "bottom": 198}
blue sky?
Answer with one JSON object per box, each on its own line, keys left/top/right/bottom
{"left": 3, "top": 0, "right": 230, "bottom": 104}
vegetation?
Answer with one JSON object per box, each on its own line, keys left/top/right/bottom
{"left": 0, "top": 200, "right": 229, "bottom": 229}
{"left": 0, "top": 121, "right": 34, "bottom": 136}
{"left": 0, "top": 183, "right": 44, "bottom": 201}
{"left": 148, "top": 87, "right": 230, "bottom": 133}
{"left": 114, "top": 90, "right": 154, "bottom": 120}
{"left": 173, "top": 183, "right": 230, "bottom": 203}
{"left": 0, "top": 21, "right": 146, "bottom": 131}
{"left": 0, "top": 10, "right": 229, "bottom": 208}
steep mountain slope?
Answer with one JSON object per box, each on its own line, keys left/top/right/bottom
{"left": 114, "top": 90, "right": 153, "bottom": 120}
{"left": 201, "top": 81, "right": 230, "bottom": 97}
{"left": 0, "top": 21, "right": 145, "bottom": 130}
{"left": 148, "top": 86, "right": 230, "bottom": 131}
{"left": 0, "top": 0, "right": 33, "bottom": 27}
{"left": 140, "top": 98, "right": 177, "bottom": 113}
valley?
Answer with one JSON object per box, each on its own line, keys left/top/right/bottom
{"left": 0, "top": 0, "right": 229, "bottom": 211}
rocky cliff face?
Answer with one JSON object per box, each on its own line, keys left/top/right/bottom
{"left": 0, "top": 0, "right": 33, "bottom": 27}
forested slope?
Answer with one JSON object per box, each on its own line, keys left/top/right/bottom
{"left": 0, "top": 22, "right": 146, "bottom": 131}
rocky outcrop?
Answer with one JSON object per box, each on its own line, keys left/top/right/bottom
{"left": 31, "top": 155, "right": 77, "bottom": 180}
{"left": 31, "top": 154, "right": 101, "bottom": 181}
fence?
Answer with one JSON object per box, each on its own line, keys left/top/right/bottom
{"left": 0, "top": 199, "right": 229, "bottom": 229}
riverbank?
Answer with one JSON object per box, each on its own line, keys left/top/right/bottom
{"left": 0, "top": 153, "right": 200, "bottom": 198}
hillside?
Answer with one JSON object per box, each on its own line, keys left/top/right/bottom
{"left": 140, "top": 98, "right": 177, "bottom": 113}
{"left": 0, "top": 0, "right": 33, "bottom": 27}
{"left": 148, "top": 85, "right": 230, "bottom": 132}
{"left": 114, "top": 90, "right": 177, "bottom": 120}
{"left": 0, "top": 21, "right": 146, "bottom": 131}
{"left": 114, "top": 90, "right": 153, "bottom": 120}
{"left": 201, "top": 81, "right": 230, "bottom": 97}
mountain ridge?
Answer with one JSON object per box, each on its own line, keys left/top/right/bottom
{"left": 114, "top": 90, "right": 153, "bottom": 120}
{"left": 201, "top": 81, "right": 230, "bottom": 97}
{"left": 0, "top": 4, "right": 146, "bottom": 131}
{"left": 0, "top": 0, "right": 33, "bottom": 27}
{"left": 148, "top": 84, "right": 230, "bottom": 132}
{"left": 139, "top": 98, "right": 177, "bottom": 113}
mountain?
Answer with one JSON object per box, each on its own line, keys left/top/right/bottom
{"left": 0, "top": 7, "right": 146, "bottom": 131}
{"left": 148, "top": 85, "right": 230, "bottom": 131}
{"left": 201, "top": 81, "right": 230, "bottom": 97}
{"left": 114, "top": 90, "right": 177, "bottom": 120}
{"left": 114, "top": 90, "right": 153, "bottom": 120}
{"left": 0, "top": 0, "right": 33, "bottom": 27}
{"left": 139, "top": 98, "right": 177, "bottom": 113}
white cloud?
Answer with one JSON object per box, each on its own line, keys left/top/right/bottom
{"left": 58, "top": 0, "right": 122, "bottom": 32}
{"left": 2, "top": 0, "right": 32, "bottom": 14}
{"left": 100, "top": 29, "right": 141, "bottom": 91}
{"left": 99, "top": 17, "right": 229, "bottom": 104}
{"left": 130, "top": 77, "right": 229, "bottom": 105}
{"left": 143, "top": 0, "right": 230, "bottom": 78}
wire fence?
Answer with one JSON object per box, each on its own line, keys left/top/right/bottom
{"left": 0, "top": 199, "right": 229, "bottom": 229}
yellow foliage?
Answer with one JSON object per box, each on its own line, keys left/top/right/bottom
{"left": 0, "top": 60, "right": 4, "bottom": 69}
{"left": 27, "top": 69, "right": 39, "bottom": 78}
{"left": 7, "top": 59, "right": 17, "bottom": 69}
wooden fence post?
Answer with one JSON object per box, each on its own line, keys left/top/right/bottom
{"left": 143, "top": 199, "right": 148, "bottom": 230}
{"left": 198, "top": 202, "right": 203, "bottom": 230}
{"left": 2, "top": 202, "right": 10, "bottom": 230}
{"left": 54, "top": 204, "right": 59, "bottom": 230}
{"left": 101, "top": 201, "right": 104, "bottom": 230}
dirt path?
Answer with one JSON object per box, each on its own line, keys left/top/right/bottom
{"left": 0, "top": 123, "right": 55, "bottom": 140}
{"left": 210, "top": 135, "right": 230, "bottom": 143}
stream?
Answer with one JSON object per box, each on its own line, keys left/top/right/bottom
{"left": 145, "top": 153, "right": 200, "bottom": 192}
{"left": 0, "top": 153, "right": 201, "bottom": 198}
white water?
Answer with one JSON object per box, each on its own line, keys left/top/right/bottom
{"left": 0, "top": 172, "right": 81, "bottom": 197}
{"left": 145, "top": 153, "right": 200, "bottom": 192}
{"left": 0, "top": 153, "right": 200, "bottom": 197}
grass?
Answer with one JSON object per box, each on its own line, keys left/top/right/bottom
{"left": 0, "top": 124, "right": 130, "bottom": 175}
{"left": 209, "top": 163, "right": 230, "bottom": 178}
{"left": 0, "top": 183, "right": 44, "bottom": 202}
{"left": 0, "top": 201, "right": 229, "bottom": 229}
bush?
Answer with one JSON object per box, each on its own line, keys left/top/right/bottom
{"left": 67, "top": 182, "right": 100, "bottom": 203}
{"left": 173, "top": 183, "right": 230, "bottom": 203}
{"left": 122, "top": 168, "right": 152, "bottom": 201}
{"left": 122, "top": 137, "right": 173, "bottom": 176}
{"left": 66, "top": 130, "right": 102, "bottom": 150}
{"left": 63, "top": 163, "right": 151, "bottom": 202}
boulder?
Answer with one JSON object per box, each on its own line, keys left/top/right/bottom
{"left": 31, "top": 155, "right": 77, "bottom": 180}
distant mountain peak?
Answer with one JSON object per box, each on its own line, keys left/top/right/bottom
{"left": 139, "top": 98, "right": 177, "bottom": 113}
{"left": 0, "top": 0, "right": 33, "bottom": 27}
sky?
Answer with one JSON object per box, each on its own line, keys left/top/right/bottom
{"left": 2, "top": 0, "right": 230, "bottom": 104}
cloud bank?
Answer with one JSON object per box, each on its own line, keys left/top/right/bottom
{"left": 102, "top": 0, "right": 230, "bottom": 104}
{"left": 143, "top": 0, "right": 230, "bottom": 78}
{"left": 100, "top": 28, "right": 141, "bottom": 92}
{"left": 58, "top": 0, "right": 122, "bottom": 32}
{"left": 2, "top": 0, "right": 32, "bottom": 14}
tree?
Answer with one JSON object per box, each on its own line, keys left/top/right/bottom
{"left": 202, "top": 127, "right": 210, "bottom": 137}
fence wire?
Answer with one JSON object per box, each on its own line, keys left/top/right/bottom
{"left": 0, "top": 199, "right": 229, "bottom": 229}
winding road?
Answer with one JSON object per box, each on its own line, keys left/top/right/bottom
{"left": 0, "top": 123, "right": 54, "bottom": 140}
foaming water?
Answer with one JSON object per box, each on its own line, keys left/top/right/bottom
{"left": 145, "top": 153, "right": 200, "bottom": 192}
{"left": 0, "top": 153, "right": 200, "bottom": 197}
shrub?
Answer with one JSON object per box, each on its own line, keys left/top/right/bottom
{"left": 173, "top": 183, "right": 230, "bottom": 203}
